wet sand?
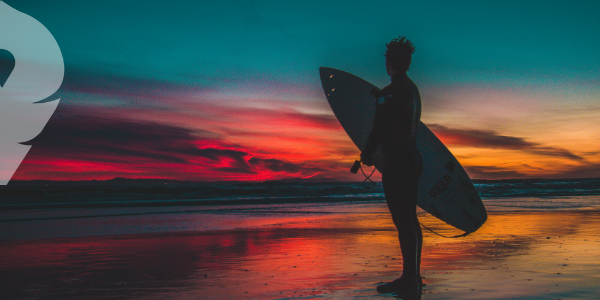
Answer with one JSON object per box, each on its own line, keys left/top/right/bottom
{"left": 1, "top": 207, "right": 599, "bottom": 299}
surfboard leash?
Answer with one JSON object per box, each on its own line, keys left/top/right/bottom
{"left": 419, "top": 222, "right": 470, "bottom": 238}
{"left": 359, "top": 164, "right": 377, "bottom": 188}
{"left": 353, "top": 161, "right": 469, "bottom": 238}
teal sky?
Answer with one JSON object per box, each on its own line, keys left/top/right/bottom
{"left": 7, "top": 0, "right": 600, "bottom": 181}
{"left": 13, "top": 0, "right": 598, "bottom": 86}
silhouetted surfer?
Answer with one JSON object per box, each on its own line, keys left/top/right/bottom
{"left": 361, "top": 36, "right": 423, "bottom": 297}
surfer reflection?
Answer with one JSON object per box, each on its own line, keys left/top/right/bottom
{"left": 360, "top": 36, "right": 423, "bottom": 298}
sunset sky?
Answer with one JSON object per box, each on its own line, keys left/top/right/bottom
{"left": 7, "top": 0, "right": 600, "bottom": 181}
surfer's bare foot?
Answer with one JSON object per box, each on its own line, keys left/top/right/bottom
{"left": 376, "top": 276, "right": 422, "bottom": 294}
{"left": 393, "top": 287, "right": 422, "bottom": 300}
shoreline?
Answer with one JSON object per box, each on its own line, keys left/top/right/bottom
{"left": 1, "top": 209, "right": 599, "bottom": 299}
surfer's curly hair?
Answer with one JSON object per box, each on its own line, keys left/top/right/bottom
{"left": 385, "top": 36, "right": 415, "bottom": 72}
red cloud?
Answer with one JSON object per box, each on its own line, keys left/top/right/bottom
{"left": 14, "top": 111, "right": 330, "bottom": 181}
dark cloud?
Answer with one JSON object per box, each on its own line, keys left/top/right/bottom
{"left": 428, "top": 124, "right": 533, "bottom": 148}
{"left": 464, "top": 166, "right": 528, "bottom": 180}
{"left": 249, "top": 157, "right": 304, "bottom": 174}
{"left": 17, "top": 112, "right": 323, "bottom": 179}
{"left": 22, "top": 113, "right": 215, "bottom": 164}
{"left": 521, "top": 164, "right": 545, "bottom": 171}
{"left": 527, "top": 147, "right": 585, "bottom": 162}
{"left": 197, "top": 148, "right": 254, "bottom": 174}
{"left": 582, "top": 149, "right": 600, "bottom": 156}
{"left": 546, "top": 162, "right": 600, "bottom": 179}
{"left": 428, "top": 124, "right": 585, "bottom": 162}
{"left": 197, "top": 148, "right": 247, "bottom": 162}
{"left": 39, "top": 65, "right": 212, "bottom": 107}
{"left": 466, "top": 162, "right": 600, "bottom": 180}
{"left": 281, "top": 111, "right": 341, "bottom": 130}
{"left": 194, "top": 150, "right": 315, "bottom": 175}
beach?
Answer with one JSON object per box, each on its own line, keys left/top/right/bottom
{"left": 1, "top": 199, "right": 599, "bottom": 300}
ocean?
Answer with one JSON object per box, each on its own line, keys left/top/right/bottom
{"left": 1, "top": 178, "right": 599, "bottom": 241}
{"left": 2, "top": 178, "right": 600, "bottom": 300}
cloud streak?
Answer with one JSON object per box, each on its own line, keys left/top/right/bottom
{"left": 428, "top": 124, "right": 585, "bottom": 162}
{"left": 464, "top": 166, "right": 529, "bottom": 180}
{"left": 48, "top": 66, "right": 211, "bottom": 108}
{"left": 15, "top": 112, "right": 326, "bottom": 181}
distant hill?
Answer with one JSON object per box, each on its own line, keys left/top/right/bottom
{"left": 6, "top": 176, "right": 341, "bottom": 187}
{"left": 7, "top": 178, "right": 209, "bottom": 187}
{"left": 261, "top": 177, "right": 341, "bottom": 184}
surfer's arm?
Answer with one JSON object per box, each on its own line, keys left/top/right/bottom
{"left": 361, "top": 100, "right": 384, "bottom": 162}
{"left": 362, "top": 127, "right": 381, "bottom": 160}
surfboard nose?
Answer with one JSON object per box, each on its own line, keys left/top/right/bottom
{"left": 319, "top": 67, "right": 338, "bottom": 77}
{"left": 319, "top": 67, "right": 333, "bottom": 81}
{"left": 319, "top": 67, "right": 337, "bottom": 94}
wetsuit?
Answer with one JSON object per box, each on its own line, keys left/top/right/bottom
{"left": 361, "top": 71, "right": 423, "bottom": 282}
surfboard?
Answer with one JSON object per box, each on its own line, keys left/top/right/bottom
{"left": 320, "top": 67, "right": 487, "bottom": 233}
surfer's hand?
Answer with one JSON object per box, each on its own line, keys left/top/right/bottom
{"left": 360, "top": 152, "right": 373, "bottom": 166}
{"left": 369, "top": 88, "right": 379, "bottom": 98}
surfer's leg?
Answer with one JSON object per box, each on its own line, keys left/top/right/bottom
{"left": 413, "top": 155, "right": 423, "bottom": 280}
{"left": 382, "top": 172, "right": 421, "bottom": 282}
{"left": 410, "top": 175, "right": 423, "bottom": 282}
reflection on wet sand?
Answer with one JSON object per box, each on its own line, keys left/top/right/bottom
{"left": 1, "top": 210, "right": 599, "bottom": 299}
